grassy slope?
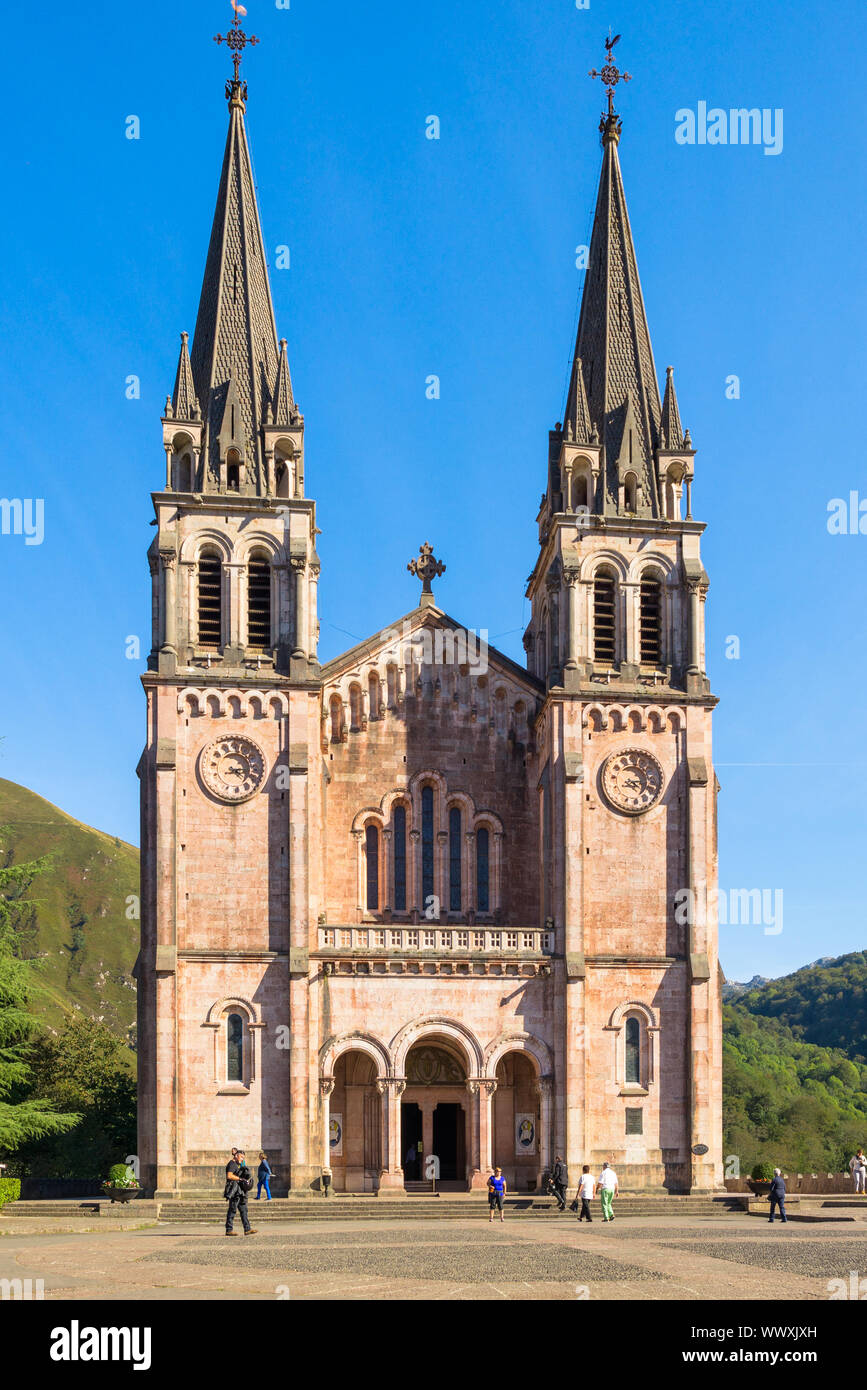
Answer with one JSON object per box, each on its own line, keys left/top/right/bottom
{"left": 0, "top": 778, "right": 139, "bottom": 1042}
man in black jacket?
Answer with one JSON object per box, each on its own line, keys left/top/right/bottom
{"left": 768, "top": 1168, "right": 788, "bottom": 1224}
{"left": 225, "top": 1147, "right": 257, "bottom": 1236}
{"left": 551, "top": 1156, "right": 567, "bottom": 1211}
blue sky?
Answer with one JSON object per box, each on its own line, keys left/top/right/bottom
{"left": 1, "top": 0, "right": 864, "bottom": 982}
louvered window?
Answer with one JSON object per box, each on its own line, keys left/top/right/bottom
{"left": 640, "top": 578, "right": 662, "bottom": 665}
{"left": 198, "top": 553, "right": 222, "bottom": 649}
{"left": 247, "top": 554, "right": 271, "bottom": 649}
{"left": 593, "top": 572, "right": 616, "bottom": 664}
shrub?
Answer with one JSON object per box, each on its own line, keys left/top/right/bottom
{"left": 751, "top": 1162, "right": 776, "bottom": 1182}
{"left": 0, "top": 1178, "right": 21, "bottom": 1207}
{"left": 104, "top": 1162, "right": 138, "bottom": 1189}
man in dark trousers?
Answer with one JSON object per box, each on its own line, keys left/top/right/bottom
{"left": 551, "top": 1155, "right": 567, "bottom": 1211}
{"left": 225, "top": 1147, "right": 257, "bottom": 1236}
{"left": 768, "top": 1168, "right": 788, "bottom": 1224}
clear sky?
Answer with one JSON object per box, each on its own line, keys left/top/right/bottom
{"left": 1, "top": 0, "right": 864, "bottom": 982}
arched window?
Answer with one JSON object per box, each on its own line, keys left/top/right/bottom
{"left": 368, "top": 672, "right": 381, "bottom": 720}
{"left": 593, "top": 569, "right": 616, "bottom": 664}
{"left": 573, "top": 474, "right": 588, "bottom": 510}
{"left": 198, "top": 551, "right": 222, "bottom": 649}
{"left": 247, "top": 551, "right": 271, "bottom": 650}
{"left": 625, "top": 1016, "right": 641, "bottom": 1084}
{"left": 624, "top": 473, "right": 637, "bottom": 512}
{"left": 365, "top": 824, "right": 379, "bottom": 911}
{"left": 639, "top": 576, "right": 662, "bottom": 666}
{"left": 393, "top": 805, "right": 407, "bottom": 911}
{"left": 226, "top": 449, "right": 241, "bottom": 492}
{"left": 175, "top": 453, "right": 193, "bottom": 492}
{"left": 421, "top": 785, "right": 434, "bottom": 907}
{"left": 386, "top": 665, "right": 398, "bottom": 708}
{"left": 227, "top": 1012, "right": 244, "bottom": 1083}
{"left": 448, "top": 807, "right": 462, "bottom": 912}
{"left": 349, "top": 684, "right": 363, "bottom": 730}
{"left": 275, "top": 455, "right": 292, "bottom": 499}
{"left": 476, "top": 827, "right": 490, "bottom": 913}
{"left": 329, "top": 694, "right": 343, "bottom": 743}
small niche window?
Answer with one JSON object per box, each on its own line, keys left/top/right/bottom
{"left": 227, "top": 1013, "right": 244, "bottom": 1083}
{"left": 365, "top": 824, "right": 379, "bottom": 911}
{"left": 226, "top": 449, "right": 241, "bottom": 492}
{"left": 624, "top": 473, "right": 637, "bottom": 512}
{"left": 593, "top": 570, "right": 616, "bottom": 664}
{"left": 639, "top": 577, "right": 662, "bottom": 666}
{"left": 247, "top": 552, "right": 271, "bottom": 650}
{"left": 198, "top": 551, "right": 222, "bottom": 649}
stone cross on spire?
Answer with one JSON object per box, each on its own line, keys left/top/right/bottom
{"left": 214, "top": 2, "right": 259, "bottom": 103}
{"left": 408, "top": 543, "right": 445, "bottom": 607}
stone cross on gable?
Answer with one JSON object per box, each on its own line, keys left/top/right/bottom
{"left": 407, "top": 542, "right": 445, "bottom": 602}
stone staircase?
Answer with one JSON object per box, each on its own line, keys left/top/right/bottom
{"left": 3, "top": 1194, "right": 748, "bottom": 1222}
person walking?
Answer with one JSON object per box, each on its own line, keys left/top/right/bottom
{"left": 577, "top": 1165, "right": 596, "bottom": 1222}
{"left": 488, "top": 1167, "right": 507, "bottom": 1223}
{"left": 550, "top": 1155, "right": 567, "bottom": 1211}
{"left": 849, "top": 1149, "right": 867, "bottom": 1194}
{"left": 225, "top": 1147, "right": 257, "bottom": 1236}
{"left": 598, "top": 1161, "right": 618, "bottom": 1222}
{"left": 256, "top": 1151, "right": 272, "bottom": 1201}
{"left": 768, "top": 1168, "right": 788, "bottom": 1224}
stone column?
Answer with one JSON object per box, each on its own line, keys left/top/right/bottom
{"left": 227, "top": 561, "right": 244, "bottom": 651}
{"left": 288, "top": 734, "right": 311, "bottom": 1190}
{"left": 687, "top": 582, "right": 701, "bottom": 675}
{"left": 492, "top": 832, "right": 505, "bottom": 913}
{"left": 292, "top": 558, "right": 307, "bottom": 660}
{"left": 320, "top": 1077, "right": 334, "bottom": 1178}
{"left": 353, "top": 829, "right": 364, "bottom": 916}
{"left": 376, "top": 1078, "right": 406, "bottom": 1192}
{"left": 409, "top": 829, "right": 421, "bottom": 921}
{"left": 480, "top": 1080, "right": 497, "bottom": 1174}
{"left": 164, "top": 445, "right": 173, "bottom": 490}
{"left": 382, "top": 827, "right": 393, "bottom": 913}
{"left": 422, "top": 1103, "right": 434, "bottom": 1169}
{"left": 160, "top": 552, "right": 177, "bottom": 655}
{"left": 535, "top": 1076, "right": 553, "bottom": 1182}
{"left": 563, "top": 567, "right": 580, "bottom": 669}
{"left": 309, "top": 563, "right": 320, "bottom": 660}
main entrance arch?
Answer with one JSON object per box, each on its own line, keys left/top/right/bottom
{"left": 402, "top": 1038, "right": 468, "bottom": 1189}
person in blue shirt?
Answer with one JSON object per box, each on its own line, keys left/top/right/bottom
{"left": 256, "top": 1151, "right": 273, "bottom": 1201}
{"left": 488, "top": 1167, "right": 507, "bottom": 1223}
{"left": 768, "top": 1168, "right": 787, "bottom": 1223}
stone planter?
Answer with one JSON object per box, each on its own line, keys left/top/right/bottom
{"left": 104, "top": 1186, "right": 141, "bottom": 1205}
{"left": 748, "top": 1180, "right": 771, "bottom": 1197}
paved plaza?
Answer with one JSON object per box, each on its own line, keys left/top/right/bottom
{"left": 2, "top": 1213, "right": 865, "bottom": 1300}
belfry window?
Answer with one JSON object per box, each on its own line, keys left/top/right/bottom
{"left": 449, "top": 807, "right": 461, "bottom": 912}
{"left": 365, "top": 825, "right": 379, "bottom": 911}
{"left": 227, "top": 1013, "right": 243, "bottom": 1083}
{"left": 624, "top": 473, "right": 637, "bottom": 512}
{"left": 198, "top": 551, "right": 222, "bottom": 649}
{"left": 625, "top": 1016, "right": 641, "bottom": 1084}
{"left": 421, "top": 785, "right": 434, "bottom": 907}
{"left": 247, "top": 552, "right": 271, "bottom": 650}
{"left": 393, "top": 805, "right": 407, "bottom": 911}
{"left": 593, "top": 570, "right": 616, "bottom": 664}
{"left": 639, "top": 577, "right": 662, "bottom": 666}
{"left": 476, "top": 827, "right": 490, "bottom": 912}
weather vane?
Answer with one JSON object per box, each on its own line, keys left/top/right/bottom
{"left": 408, "top": 542, "right": 446, "bottom": 599}
{"left": 214, "top": 1, "right": 259, "bottom": 97}
{"left": 589, "top": 32, "right": 631, "bottom": 117}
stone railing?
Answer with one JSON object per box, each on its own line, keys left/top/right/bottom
{"left": 318, "top": 926, "right": 553, "bottom": 955}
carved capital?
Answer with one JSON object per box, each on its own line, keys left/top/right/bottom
{"left": 319, "top": 1078, "right": 335, "bottom": 1098}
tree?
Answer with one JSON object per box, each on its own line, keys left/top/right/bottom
{"left": 0, "top": 851, "right": 80, "bottom": 1151}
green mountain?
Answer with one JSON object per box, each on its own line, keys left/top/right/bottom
{"left": 0, "top": 779, "right": 139, "bottom": 1043}
{"left": 732, "top": 951, "right": 867, "bottom": 1060}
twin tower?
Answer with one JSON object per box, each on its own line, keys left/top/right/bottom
{"left": 137, "top": 50, "right": 722, "bottom": 1197}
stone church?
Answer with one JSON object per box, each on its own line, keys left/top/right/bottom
{"left": 137, "top": 34, "right": 722, "bottom": 1197}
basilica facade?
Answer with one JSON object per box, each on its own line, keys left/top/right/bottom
{"left": 137, "top": 47, "right": 722, "bottom": 1197}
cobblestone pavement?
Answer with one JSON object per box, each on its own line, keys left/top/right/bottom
{"left": 0, "top": 1215, "right": 861, "bottom": 1300}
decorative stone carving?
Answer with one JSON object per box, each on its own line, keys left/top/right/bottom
{"left": 601, "top": 747, "right": 664, "bottom": 815}
{"left": 199, "top": 735, "right": 266, "bottom": 803}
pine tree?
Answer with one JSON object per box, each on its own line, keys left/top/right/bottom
{"left": 0, "top": 849, "right": 80, "bottom": 1150}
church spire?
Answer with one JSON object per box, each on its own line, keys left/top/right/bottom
{"left": 566, "top": 36, "right": 663, "bottom": 514}
{"left": 659, "top": 365, "right": 684, "bottom": 450}
{"left": 187, "top": 7, "right": 283, "bottom": 491}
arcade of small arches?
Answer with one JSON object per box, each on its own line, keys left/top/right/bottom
{"left": 324, "top": 670, "right": 534, "bottom": 746}
{"left": 556, "top": 453, "right": 692, "bottom": 521}
{"left": 350, "top": 777, "right": 505, "bottom": 920}
{"left": 165, "top": 432, "right": 302, "bottom": 500}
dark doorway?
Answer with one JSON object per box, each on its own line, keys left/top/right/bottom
{"left": 433, "top": 1103, "right": 465, "bottom": 1182}
{"left": 401, "top": 1102, "right": 422, "bottom": 1180}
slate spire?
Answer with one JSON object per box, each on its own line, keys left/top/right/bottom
{"left": 189, "top": 79, "right": 281, "bottom": 488}
{"left": 659, "top": 364, "right": 684, "bottom": 450}
{"left": 564, "top": 113, "right": 663, "bottom": 513}
{"left": 169, "top": 332, "right": 200, "bottom": 421}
